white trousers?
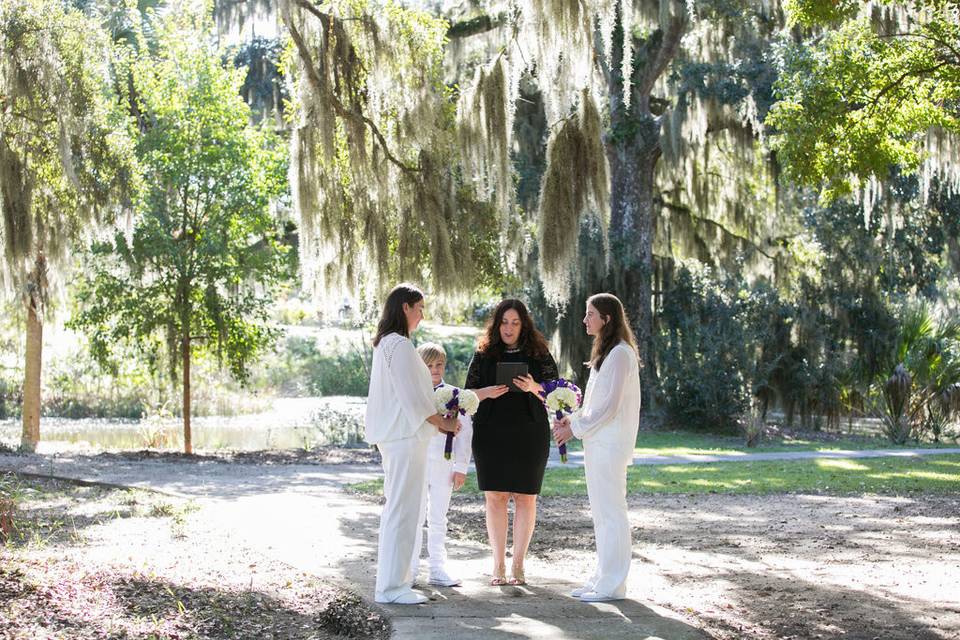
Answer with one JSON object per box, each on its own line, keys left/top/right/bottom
{"left": 374, "top": 431, "right": 430, "bottom": 602}
{"left": 583, "top": 441, "right": 632, "bottom": 598}
{"left": 411, "top": 456, "right": 456, "bottom": 576}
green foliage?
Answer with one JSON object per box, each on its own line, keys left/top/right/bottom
{"left": 274, "top": 337, "right": 371, "bottom": 397}
{"left": 768, "top": 1, "right": 960, "bottom": 199}
{"left": 69, "top": 7, "right": 288, "bottom": 391}
{"left": 670, "top": 239, "right": 960, "bottom": 440}
{"left": 0, "top": 0, "right": 138, "bottom": 302}
{"left": 783, "top": 0, "right": 861, "bottom": 27}
{"left": 870, "top": 304, "right": 960, "bottom": 443}
{"left": 259, "top": 330, "right": 477, "bottom": 397}
{"left": 656, "top": 264, "right": 755, "bottom": 432}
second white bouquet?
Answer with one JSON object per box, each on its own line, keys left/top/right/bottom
{"left": 434, "top": 385, "right": 479, "bottom": 459}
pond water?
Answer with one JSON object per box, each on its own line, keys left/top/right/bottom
{"left": 0, "top": 396, "right": 368, "bottom": 452}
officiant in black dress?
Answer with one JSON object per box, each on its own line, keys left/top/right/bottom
{"left": 465, "top": 299, "right": 559, "bottom": 586}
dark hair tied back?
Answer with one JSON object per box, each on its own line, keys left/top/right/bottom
{"left": 373, "top": 283, "right": 424, "bottom": 347}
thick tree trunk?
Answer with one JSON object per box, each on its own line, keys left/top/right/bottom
{"left": 20, "top": 297, "right": 42, "bottom": 452}
{"left": 600, "top": 8, "right": 686, "bottom": 416}
{"left": 182, "top": 331, "right": 192, "bottom": 455}
{"left": 608, "top": 131, "right": 660, "bottom": 414}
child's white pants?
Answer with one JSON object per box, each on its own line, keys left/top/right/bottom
{"left": 411, "top": 456, "right": 456, "bottom": 576}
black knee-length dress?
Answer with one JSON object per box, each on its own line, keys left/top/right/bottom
{"left": 466, "top": 347, "right": 559, "bottom": 494}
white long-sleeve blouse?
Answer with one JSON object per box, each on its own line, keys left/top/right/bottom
{"left": 570, "top": 341, "right": 641, "bottom": 457}
{"left": 364, "top": 333, "right": 437, "bottom": 445}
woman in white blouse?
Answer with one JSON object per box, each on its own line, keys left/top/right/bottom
{"left": 365, "top": 283, "right": 459, "bottom": 605}
{"left": 552, "top": 293, "right": 640, "bottom": 602}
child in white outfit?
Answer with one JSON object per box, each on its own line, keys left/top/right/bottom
{"left": 411, "top": 342, "right": 474, "bottom": 587}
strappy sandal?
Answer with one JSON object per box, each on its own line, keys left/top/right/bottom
{"left": 508, "top": 566, "right": 526, "bottom": 586}
{"left": 490, "top": 568, "right": 508, "bottom": 586}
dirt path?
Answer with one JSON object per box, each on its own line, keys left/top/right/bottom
{"left": 1, "top": 451, "right": 708, "bottom": 639}
{"left": 2, "top": 450, "right": 958, "bottom": 640}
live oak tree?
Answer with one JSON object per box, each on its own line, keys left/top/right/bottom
{"left": 0, "top": 0, "right": 136, "bottom": 451}
{"left": 285, "top": 1, "right": 791, "bottom": 408}
{"left": 455, "top": 1, "right": 789, "bottom": 404}
{"left": 70, "top": 7, "right": 288, "bottom": 454}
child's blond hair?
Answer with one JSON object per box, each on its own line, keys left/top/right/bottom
{"left": 416, "top": 342, "right": 447, "bottom": 366}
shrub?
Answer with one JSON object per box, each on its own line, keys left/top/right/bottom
{"left": 926, "top": 383, "right": 960, "bottom": 443}
{"left": 879, "top": 364, "right": 914, "bottom": 444}
{"left": 310, "top": 404, "right": 365, "bottom": 446}
{"left": 262, "top": 331, "right": 479, "bottom": 398}
{"left": 283, "top": 337, "right": 372, "bottom": 397}
{"left": 656, "top": 265, "right": 754, "bottom": 432}
{"left": 870, "top": 305, "right": 960, "bottom": 443}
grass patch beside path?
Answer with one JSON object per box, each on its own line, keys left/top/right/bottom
{"left": 349, "top": 454, "right": 960, "bottom": 497}
{"left": 558, "top": 429, "right": 960, "bottom": 456}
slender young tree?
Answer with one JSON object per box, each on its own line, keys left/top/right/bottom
{"left": 0, "top": 0, "right": 136, "bottom": 451}
{"left": 70, "top": 5, "right": 289, "bottom": 454}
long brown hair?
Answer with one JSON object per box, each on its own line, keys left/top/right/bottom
{"left": 587, "top": 293, "right": 637, "bottom": 370}
{"left": 477, "top": 299, "right": 550, "bottom": 359}
{"left": 373, "top": 283, "right": 424, "bottom": 347}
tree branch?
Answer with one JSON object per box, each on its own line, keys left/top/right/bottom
{"left": 10, "top": 110, "right": 56, "bottom": 127}
{"left": 636, "top": 13, "right": 689, "bottom": 110}
{"left": 656, "top": 196, "right": 779, "bottom": 260}
{"left": 284, "top": 0, "right": 419, "bottom": 174}
{"left": 867, "top": 61, "right": 951, "bottom": 113}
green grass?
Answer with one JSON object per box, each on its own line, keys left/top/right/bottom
{"left": 569, "top": 429, "right": 960, "bottom": 457}
{"left": 349, "top": 454, "right": 960, "bottom": 497}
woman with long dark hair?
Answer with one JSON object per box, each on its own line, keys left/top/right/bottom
{"left": 365, "top": 283, "right": 459, "bottom": 605}
{"left": 552, "top": 293, "right": 640, "bottom": 602}
{"left": 465, "top": 299, "right": 558, "bottom": 586}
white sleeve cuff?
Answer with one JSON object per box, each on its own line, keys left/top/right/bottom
{"left": 570, "top": 416, "right": 585, "bottom": 439}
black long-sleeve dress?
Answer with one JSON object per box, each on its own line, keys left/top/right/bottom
{"left": 466, "top": 348, "right": 559, "bottom": 494}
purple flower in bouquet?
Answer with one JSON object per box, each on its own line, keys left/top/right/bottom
{"left": 434, "top": 385, "right": 479, "bottom": 460}
{"left": 540, "top": 379, "right": 582, "bottom": 463}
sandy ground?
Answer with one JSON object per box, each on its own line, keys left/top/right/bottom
{"left": 440, "top": 492, "right": 960, "bottom": 640}
{"left": 0, "top": 476, "right": 388, "bottom": 640}
{"left": 2, "top": 449, "right": 959, "bottom": 639}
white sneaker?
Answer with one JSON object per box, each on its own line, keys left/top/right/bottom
{"left": 375, "top": 590, "right": 429, "bottom": 605}
{"left": 570, "top": 586, "right": 592, "bottom": 598}
{"left": 578, "top": 590, "right": 623, "bottom": 603}
{"left": 428, "top": 571, "right": 462, "bottom": 587}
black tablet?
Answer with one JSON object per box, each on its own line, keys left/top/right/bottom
{"left": 496, "top": 362, "right": 529, "bottom": 392}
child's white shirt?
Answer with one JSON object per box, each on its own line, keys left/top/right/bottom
{"left": 427, "top": 380, "right": 474, "bottom": 474}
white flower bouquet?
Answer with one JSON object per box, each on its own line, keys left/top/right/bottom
{"left": 434, "top": 385, "right": 479, "bottom": 459}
